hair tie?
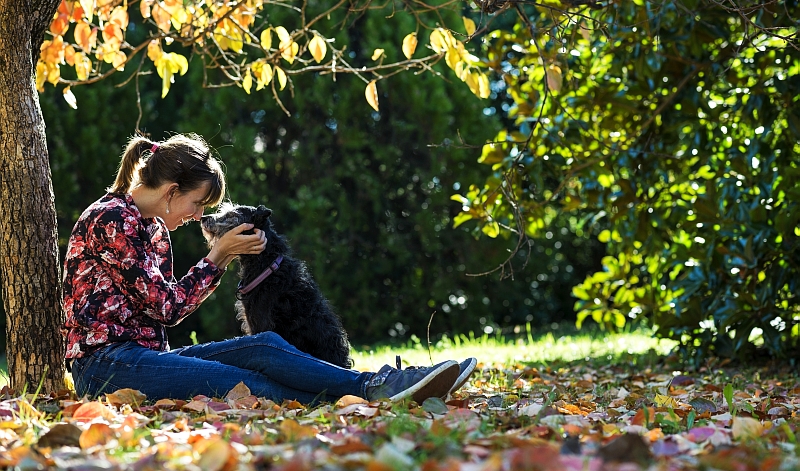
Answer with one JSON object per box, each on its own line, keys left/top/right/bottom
{"left": 151, "top": 143, "right": 159, "bottom": 153}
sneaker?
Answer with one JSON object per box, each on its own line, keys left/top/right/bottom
{"left": 366, "top": 359, "right": 459, "bottom": 403}
{"left": 448, "top": 357, "right": 478, "bottom": 396}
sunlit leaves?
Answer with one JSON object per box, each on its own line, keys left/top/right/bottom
{"left": 275, "top": 26, "right": 298, "bottom": 64}
{"left": 308, "top": 35, "right": 327, "bottom": 63}
{"left": 365, "top": 80, "right": 379, "bottom": 111}
{"left": 251, "top": 61, "right": 273, "bottom": 90}
{"left": 242, "top": 69, "right": 253, "bottom": 94}
{"left": 402, "top": 32, "right": 417, "bottom": 59}
{"left": 260, "top": 28, "right": 272, "bottom": 50}
{"left": 275, "top": 66, "right": 287, "bottom": 90}
{"left": 154, "top": 52, "right": 189, "bottom": 97}
{"left": 463, "top": 17, "right": 477, "bottom": 36}
{"left": 62, "top": 86, "right": 78, "bottom": 109}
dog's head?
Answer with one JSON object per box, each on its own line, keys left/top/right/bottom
{"left": 201, "top": 202, "right": 273, "bottom": 247}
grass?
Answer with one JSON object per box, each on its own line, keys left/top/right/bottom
{"left": 352, "top": 324, "right": 677, "bottom": 372}
{"left": 0, "top": 325, "right": 676, "bottom": 388}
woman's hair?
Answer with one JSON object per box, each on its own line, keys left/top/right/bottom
{"left": 108, "top": 133, "right": 226, "bottom": 207}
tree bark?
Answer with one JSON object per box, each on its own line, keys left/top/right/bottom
{"left": 0, "top": 0, "right": 65, "bottom": 392}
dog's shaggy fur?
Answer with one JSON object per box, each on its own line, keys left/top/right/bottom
{"left": 201, "top": 203, "right": 353, "bottom": 369}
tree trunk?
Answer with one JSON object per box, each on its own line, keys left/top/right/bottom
{"left": 0, "top": 0, "right": 65, "bottom": 393}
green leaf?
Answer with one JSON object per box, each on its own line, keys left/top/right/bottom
{"left": 481, "top": 221, "right": 499, "bottom": 238}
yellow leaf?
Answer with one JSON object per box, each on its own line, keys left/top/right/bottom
{"left": 429, "top": 29, "right": 447, "bottom": 53}
{"left": 465, "top": 71, "right": 479, "bottom": 96}
{"left": 463, "top": 17, "right": 476, "bottom": 36}
{"left": 228, "top": 27, "right": 244, "bottom": 54}
{"left": 155, "top": 52, "right": 189, "bottom": 98}
{"left": 274, "top": 26, "right": 291, "bottom": 44}
{"left": 445, "top": 47, "right": 460, "bottom": 70}
{"left": 63, "top": 87, "right": 78, "bottom": 109}
{"left": 275, "top": 67, "right": 287, "bottom": 90}
{"left": 74, "top": 52, "right": 91, "bottom": 80}
{"left": 732, "top": 416, "right": 764, "bottom": 440}
{"left": 371, "top": 48, "right": 385, "bottom": 61}
{"left": 252, "top": 61, "right": 272, "bottom": 90}
{"left": 243, "top": 69, "right": 252, "bottom": 94}
{"left": 309, "top": 35, "right": 326, "bottom": 63}
{"left": 482, "top": 221, "right": 500, "bottom": 238}
{"left": 36, "top": 61, "right": 47, "bottom": 92}
{"left": 402, "top": 32, "right": 417, "bottom": 60}
{"left": 365, "top": 80, "right": 379, "bottom": 111}
{"left": 477, "top": 72, "right": 490, "bottom": 99}
{"left": 147, "top": 40, "right": 163, "bottom": 62}
{"left": 80, "top": 0, "right": 95, "bottom": 23}
{"left": 654, "top": 394, "right": 678, "bottom": 408}
{"left": 260, "top": 28, "right": 272, "bottom": 50}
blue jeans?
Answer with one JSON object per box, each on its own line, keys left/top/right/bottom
{"left": 71, "top": 332, "right": 373, "bottom": 404}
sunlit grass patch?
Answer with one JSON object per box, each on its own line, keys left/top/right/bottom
{"left": 352, "top": 324, "right": 677, "bottom": 372}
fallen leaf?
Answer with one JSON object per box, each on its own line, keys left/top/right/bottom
{"left": 599, "top": 433, "right": 652, "bottom": 465}
{"left": 71, "top": 401, "right": 116, "bottom": 421}
{"left": 37, "top": 423, "right": 82, "bottom": 448}
{"left": 105, "top": 388, "right": 146, "bottom": 407}
{"left": 731, "top": 416, "right": 763, "bottom": 440}
{"left": 280, "top": 419, "right": 318, "bottom": 441}
{"left": 79, "top": 423, "right": 113, "bottom": 449}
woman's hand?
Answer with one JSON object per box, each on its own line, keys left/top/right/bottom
{"left": 206, "top": 224, "right": 267, "bottom": 268}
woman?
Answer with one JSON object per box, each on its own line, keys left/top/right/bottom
{"left": 63, "top": 133, "right": 475, "bottom": 404}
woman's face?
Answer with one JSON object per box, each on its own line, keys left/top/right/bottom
{"left": 165, "top": 183, "right": 210, "bottom": 231}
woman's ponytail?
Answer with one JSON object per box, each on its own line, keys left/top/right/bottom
{"left": 107, "top": 136, "right": 157, "bottom": 194}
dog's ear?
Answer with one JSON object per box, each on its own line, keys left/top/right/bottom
{"left": 252, "top": 205, "right": 272, "bottom": 228}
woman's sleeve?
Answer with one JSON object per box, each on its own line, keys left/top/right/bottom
{"left": 89, "top": 211, "right": 224, "bottom": 326}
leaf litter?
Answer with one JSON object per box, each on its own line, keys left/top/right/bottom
{"left": 0, "top": 357, "right": 798, "bottom": 470}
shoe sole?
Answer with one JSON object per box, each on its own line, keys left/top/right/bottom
{"left": 389, "top": 360, "right": 460, "bottom": 403}
{"left": 448, "top": 357, "right": 478, "bottom": 396}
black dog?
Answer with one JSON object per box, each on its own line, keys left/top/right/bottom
{"left": 201, "top": 203, "right": 354, "bottom": 369}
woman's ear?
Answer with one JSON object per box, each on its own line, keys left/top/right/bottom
{"left": 165, "top": 183, "right": 180, "bottom": 201}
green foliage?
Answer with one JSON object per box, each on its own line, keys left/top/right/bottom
{"left": 455, "top": 0, "right": 800, "bottom": 363}
{"left": 3, "top": 0, "right": 608, "bottom": 350}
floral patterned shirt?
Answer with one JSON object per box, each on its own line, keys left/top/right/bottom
{"left": 63, "top": 193, "right": 224, "bottom": 358}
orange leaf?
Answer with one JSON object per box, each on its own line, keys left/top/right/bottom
{"left": 109, "top": 6, "right": 128, "bottom": 29}
{"left": 140, "top": 0, "right": 153, "bottom": 18}
{"left": 195, "top": 437, "right": 235, "bottom": 471}
{"left": 152, "top": 3, "right": 172, "bottom": 33}
{"left": 280, "top": 419, "right": 318, "bottom": 441}
{"left": 105, "top": 388, "right": 146, "bottom": 407}
{"left": 79, "top": 423, "right": 113, "bottom": 449}
{"left": 74, "top": 22, "right": 96, "bottom": 51}
{"left": 336, "top": 395, "right": 369, "bottom": 407}
{"left": 71, "top": 401, "right": 116, "bottom": 421}
{"left": 102, "top": 23, "right": 123, "bottom": 45}
{"left": 631, "top": 407, "right": 655, "bottom": 426}
{"left": 50, "top": 14, "right": 70, "bottom": 36}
